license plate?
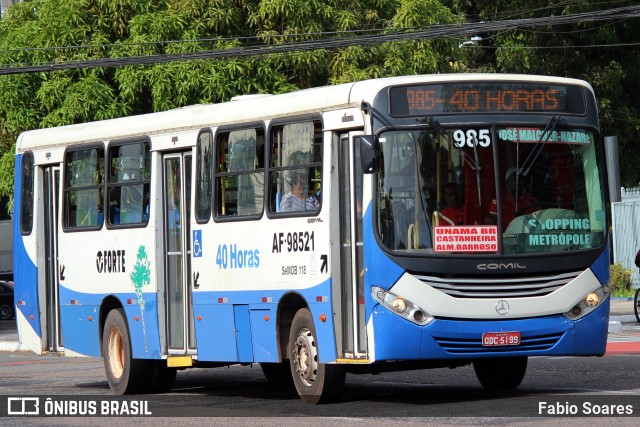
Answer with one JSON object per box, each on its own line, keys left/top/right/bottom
{"left": 482, "top": 331, "right": 521, "bottom": 347}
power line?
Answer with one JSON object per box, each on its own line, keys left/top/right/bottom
{"left": 462, "top": 42, "right": 640, "bottom": 50}
{"left": 1, "top": 4, "right": 640, "bottom": 75}
{"left": 464, "top": 41, "right": 640, "bottom": 49}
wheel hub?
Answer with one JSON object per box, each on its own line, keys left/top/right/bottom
{"left": 293, "top": 327, "right": 318, "bottom": 386}
{"left": 107, "top": 327, "right": 125, "bottom": 379}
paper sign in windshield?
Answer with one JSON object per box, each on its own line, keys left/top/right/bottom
{"left": 434, "top": 226, "right": 498, "bottom": 252}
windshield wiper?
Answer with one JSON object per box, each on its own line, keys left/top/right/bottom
{"left": 419, "top": 116, "right": 481, "bottom": 171}
{"left": 419, "top": 116, "right": 482, "bottom": 208}
{"left": 519, "top": 114, "right": 563, "bottom": 177}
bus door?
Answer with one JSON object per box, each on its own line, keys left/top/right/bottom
{"left": 162, "top": 152, "right": 196, "bottom": 355}
{"left": 42, "top": 165, "right": 63, "bottom": 352}
{"left": 338, "top": 132, "right": 366, "bottom": 358}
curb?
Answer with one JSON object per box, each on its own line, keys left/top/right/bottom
{"left": 608, "top": 320, "right": 623, "bottom": 333}
{"left": 0, "top": 341, "right": 28, "bottom": 352}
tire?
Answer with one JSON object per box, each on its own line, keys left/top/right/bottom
{"left": 289, "top": 308, "right": 345, "bottom": 404}
{"left": 102, "top": 308, "right": 152, "bottom": 394}
{"left": 147, "top": 361, "right": 177, "bottom": 393}
{"left": 0, "top": 304, "right": 13, "bottom": 321}
{"left": 261, "top": 362, "right": 295, "bottom": 388}
{"left": 473, "top": 356, "right": 527, "bottom": 390}
{"left": 634, "top": 288, "right": 640, "bottom": 324}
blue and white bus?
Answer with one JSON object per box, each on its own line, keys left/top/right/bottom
{"left": 14, "top": 74, "right": 610, "bottom": 403}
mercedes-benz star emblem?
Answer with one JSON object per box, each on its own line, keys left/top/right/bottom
{"left": 495, "top": 300, "right": 510, "bottom": 315}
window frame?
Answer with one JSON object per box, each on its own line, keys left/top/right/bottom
{"left": 20, "top": 151, "right": 35, "bottom": 236}
{"left": 62, "top": 143, "right": 106, "bottom": 232}
{"left": 266, "top": 116, "right": 324, "bottom": 218}
{"left": 213, "top": 123, "right": 266, "bottom": 223}
{"left": 105, "top": 138, "right": 152, "bottom": 229}
{"left": 195, "top": 128, "right": 214, "bottom": 224}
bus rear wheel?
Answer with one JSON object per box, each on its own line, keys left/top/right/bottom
{"left": 289, "top": 308, "right": 345, "bottom": 404}
{"left": 473, "top": 356, "right": 527, "bottom": 390}
{"left": 102, "top": 308, "right": 151, "bottom": 394}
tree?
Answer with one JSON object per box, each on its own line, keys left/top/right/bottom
{"left": 0, "top": 0, "right": 461, "bottom": 201}
{"left": 449, "top": 0, "right": 640, "bottom": 186}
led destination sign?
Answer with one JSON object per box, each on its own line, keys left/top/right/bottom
{"left": 389, "top": 82, "right": 586, "bottom": 116}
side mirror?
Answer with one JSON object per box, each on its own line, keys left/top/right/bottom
{"left": 635, "top": 249, "right": 640, "bottom": 268}
{"left": 360, "top": 135, "right": 380, "bottom": 174}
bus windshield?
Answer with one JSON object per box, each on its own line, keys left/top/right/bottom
{"left": 375, "top": 126, "right": 606, "bottom": 255}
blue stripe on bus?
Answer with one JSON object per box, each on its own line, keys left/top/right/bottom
{"left": 13, "top": 153, "right": 41, "bottom": 338}
{"left": 362, "top": 203, "right": 405, "bottom": 321}
{"left": 192, "top": 277, "right": 336, "bottom": 363}
{"left": 58, "top": 285, "right": 161, "bottom": 358}
{"left": 589, "top": 241, "right": 610, "bottom": 286}
{"left": 56, "top": 278, "right": 336, "bottom": 363}
{"left": 362, "top": 204, "right": 404, "bottom": 292}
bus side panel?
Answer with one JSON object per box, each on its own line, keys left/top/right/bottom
{"left": 193, "top": 302, "right": 239, "bottom": 362}
{"left": 122, "top": 293, "right": 161, "bottom": 359}
{"left": 13, "top": 153, "right": 42, "bottom": 353}
{"left": 249, "top": 307, "right": 278, "bottom": 362}
{"left": 58, "top": 285, "right": 101, "bottom": 357}
{"left": 57, "top": 286, "right": 161, "bottom": 358}
{"left": 192, "top": 281, "right": 336, "bottom": 363}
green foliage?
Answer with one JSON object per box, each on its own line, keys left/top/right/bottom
{"left": 609, "top": 263, "right": 633, "bottom": 297}
{"left": 452, "top": 0, "right": 640, "bottom": 187}
{"left": 0, "top": 0, "right": 462, "bottom": 163}
{"left": 2, "top": 0, "right": 640, "bottom": 199}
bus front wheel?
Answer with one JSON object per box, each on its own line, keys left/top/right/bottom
{"left": 289, "top": 308, "right": 345, "bottom": 404}
{"left": 473, "top": 356, "right": 527, "bottom": 390}
{"left": 102, "top": 308, "right": 151, "bottom": 394}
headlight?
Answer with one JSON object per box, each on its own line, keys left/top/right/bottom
{"left": 564, "top": 285, "right": 609, "bottom": 320}
{"left": 372, "top": 286, "right": 434, "bottom": 325}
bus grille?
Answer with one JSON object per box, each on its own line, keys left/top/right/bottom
{"left": 415, "top": 271, "right": 581, "bottom": 299}
{"left": 433, "top": 332, "right": 564, "bottom": 354}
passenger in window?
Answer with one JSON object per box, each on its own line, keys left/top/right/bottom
{"left": 280, "top": 173, "right": 318, "bottom": 212}
{"left": 440, "top": 183, "right": 465, "bottom": 225}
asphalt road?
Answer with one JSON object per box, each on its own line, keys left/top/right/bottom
{"left": 0, "top": 299, "right": 638, "bottom": 426}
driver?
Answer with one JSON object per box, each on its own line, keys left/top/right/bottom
{"left": 488, "top": 167, "right": 541, "bottom": 228}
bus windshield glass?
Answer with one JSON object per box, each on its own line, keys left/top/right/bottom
{"left": 375, "top": 127, "right": 606, "bottom": 255}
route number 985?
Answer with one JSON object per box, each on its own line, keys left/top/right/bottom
{"left": 453, "top": 129, "right": 491, "bottom": 148}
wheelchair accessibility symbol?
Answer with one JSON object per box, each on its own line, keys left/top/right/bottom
{"left": 193, "top": 230, "right": 202, "bottom": 257}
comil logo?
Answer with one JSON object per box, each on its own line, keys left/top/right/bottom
{"left": 7, "top": 397, "right": 40, "bottom": 415}
{"left": 477, "top": 262, "right": 527, "bottom": 270}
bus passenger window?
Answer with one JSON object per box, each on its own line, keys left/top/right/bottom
{"left": 195, "top": 130, "right": 213, "bottom": 222}
{"left": 107, "top": 141, "right": 150, "bottom": 226}
{"left": 269, "top": 120, "right": 322, "bottom": 215}
{"left": 20, "top": 151, "right": 34, "bottom": 235}
{"left": 215, "top": 127, "right": 264, "bottom": 218}
{"left": 64, "top": 146, "right": 105, "bottom": 230}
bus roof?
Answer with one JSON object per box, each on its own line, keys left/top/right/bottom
{"left": 15, "top": 73, "right": 593, "bottom": 153}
